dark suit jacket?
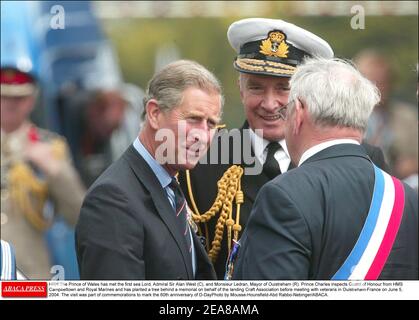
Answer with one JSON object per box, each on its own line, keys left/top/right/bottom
{"left": 76, "top": 145, "right": 216, "bottom": 280}
{"left": 232, "top": 144, "right": 418, "bottom": 280}
{"left": 178, "top": 122, "right": 390, "bottom": 279}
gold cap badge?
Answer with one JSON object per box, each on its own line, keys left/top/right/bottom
{"left": 259, "top": 30, "right": 289, "bottom": 58}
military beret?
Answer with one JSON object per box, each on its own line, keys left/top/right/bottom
{"left": 227, "top": 18, "right": 334, "bottom": 77}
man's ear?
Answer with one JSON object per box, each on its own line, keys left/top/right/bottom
{"left": 145, "top": 99, "right": 162, "bottom": 130}
{"left": 293, "top": 99, "right": 305, "bottom": 135}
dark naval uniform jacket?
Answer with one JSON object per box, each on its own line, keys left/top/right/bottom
{"left": 232, "top": 143, "right": 418, "bottom": 279}
{"left": 178, "top": 122, "right": 390, "bottom": 279}
{"left": 76, "top": 145, "right": 216, "bottom": 280}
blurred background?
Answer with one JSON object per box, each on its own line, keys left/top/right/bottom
{"left": 21, "top": 1, "right": 419, "bottom": 178}
{"left": 1, "top": 1, "right": 418, "bottom": 279}
{"left": 2, "top": 1, "right": 418, "bottom": 130}
{"left": 98, "top": 1, "right": 418, "bottom": 128}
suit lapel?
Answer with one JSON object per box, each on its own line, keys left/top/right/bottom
{"left": 123, "top": 145, "right": 193, "bottom": 279}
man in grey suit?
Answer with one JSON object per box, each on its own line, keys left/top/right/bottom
{"left": 179, "top": 18, "right": 389, "bottom": 280}
{"left": 233, "top": 58, "right": 418, "bottom": 280}
{"left": 76, "top": 60, "right": 222, "bottom": 279}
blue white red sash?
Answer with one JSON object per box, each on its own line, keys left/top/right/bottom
{"left": 332, "top": 165, "right": 405, "bottom": 280}
{"left": 1, "top": 239, "right": 17, "bottom": 280}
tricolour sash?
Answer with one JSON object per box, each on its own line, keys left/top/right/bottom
{"left": 332, "top": 164, "right": 405, "bottom": 280}
{"left": 1, "top": 239, "right": 17, "bottom": 280}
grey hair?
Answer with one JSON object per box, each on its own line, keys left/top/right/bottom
{"left": 288, "top": 57, "right": 381, "bottom": 131}
{"left": 142, "top": 60, "right": 224, "bottom": 121}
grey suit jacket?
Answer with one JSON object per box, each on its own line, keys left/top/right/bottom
{"left": 180, "top": 122, "right": 389, "bottom": 279}
{"left": 233, "top": 144, "right": 418, "bottom": 280}
{"left": 76, "top": 145, "right": 216, "bottom": 280}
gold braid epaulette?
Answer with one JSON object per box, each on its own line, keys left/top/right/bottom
{"left": 186, "top": 165, "right": 244, "bottom": 263}
{"left": 7, "top": 137, "right": 67, "bottom": 231}
{"left": 8, "top": 162, "right": 50, "bottom": 230}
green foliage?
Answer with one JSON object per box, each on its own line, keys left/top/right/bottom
{"left": 103, "top": 15, "right": 418, "bottom": 128}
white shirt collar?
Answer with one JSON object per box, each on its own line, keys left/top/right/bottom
{"left": 248, "top": 128, "right": 268, "bottom": 164}
{"left": 248, "top": 128, "right": 291, "bottom": 173}
{"left": 298, "top": 139, "right": 360, "bottom": 167}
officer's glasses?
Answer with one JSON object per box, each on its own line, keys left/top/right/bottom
{"left": 278, "top": 99, "right": 294, "bottom": 121}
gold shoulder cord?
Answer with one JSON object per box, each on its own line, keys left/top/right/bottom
{"left": 186, "top": 165, "right": 244, "bottom": 263}
{"left": 8, "top": 162, "right": 50, "bottom": 231}
{"left": 7, "top": 138, "right": 66, "bottom": 231}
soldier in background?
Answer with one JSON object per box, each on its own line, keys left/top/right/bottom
{"left": 1, "top": 66, "right": 85, "bottom": 279}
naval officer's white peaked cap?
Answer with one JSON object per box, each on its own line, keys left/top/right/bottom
{"left": 227, "top": 18, "right": 334, "bottom": 77}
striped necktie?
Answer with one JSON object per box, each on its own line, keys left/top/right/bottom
{"left": 169, "top": 178, "right": 192, "bottom": 255}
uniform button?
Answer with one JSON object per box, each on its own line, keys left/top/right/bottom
{"left": 199, "top": 236, "right": 207, "bottom": 249}
{"left": 177, "top": 276, "right": 184, "bottom": 280}
{"left": 1, "top": 212, "right": 8, "bottom": 225}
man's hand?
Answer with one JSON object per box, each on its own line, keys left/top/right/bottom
{"left": 25, "top": 141, "right": 62, "bottom": 176}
